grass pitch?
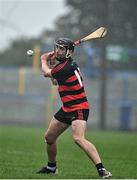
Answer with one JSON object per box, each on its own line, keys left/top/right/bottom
{"left": 0, "top": 125, "right": 137, "bottom": 179}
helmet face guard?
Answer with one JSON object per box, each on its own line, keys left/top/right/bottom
{"left": 54, "top": 38, "right": 75, "bottom": 61}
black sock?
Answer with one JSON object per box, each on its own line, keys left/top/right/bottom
{"left": 47, "top": 162, "right": 56, "bottom": 167}
{"left": 96, "top": 163, "right": 104, "bottom": 171}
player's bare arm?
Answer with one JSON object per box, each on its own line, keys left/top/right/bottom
{"left": 41, "top": 53, "right": 52, "bottom": 77}
{"left": 41, "top": 52, "right": 58, "bottom": 85}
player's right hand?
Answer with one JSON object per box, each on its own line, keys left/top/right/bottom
{"left": 47, "top": 51, "right": 55, "bottom": 61}
{"left": 43, "top": 51, "right": 55, "bottom": 67}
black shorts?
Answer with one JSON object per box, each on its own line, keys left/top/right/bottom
{"left": 54, "top": 108, "right": 89, "bottom": 125}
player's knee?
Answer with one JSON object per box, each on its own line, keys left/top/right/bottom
{"left": 45, "top": 134, "right": 55, "bottom": 145}
{"left": 73, "top": 136, "right": 83, "bottom": 146}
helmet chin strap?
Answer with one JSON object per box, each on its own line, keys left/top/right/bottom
{"left": 66, "top": 49, "right": 71, "bottom": 58}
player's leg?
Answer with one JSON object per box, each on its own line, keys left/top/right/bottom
{"left": 71, "top": 120, "right": 112, "bottom": 178}
{"left": 45, "top": 117, "right": 69, "bottom": 162}
{"left": 71, "top": 120, "right": 101, "bottom": 164}
{"left": 37, "top": 117, "right": 69, "bottom": 174}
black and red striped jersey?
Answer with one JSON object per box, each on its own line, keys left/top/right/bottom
{"left": 51, "top": 58, "right": 90, "bottom": 112}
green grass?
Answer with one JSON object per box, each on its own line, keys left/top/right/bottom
{"left": 0, "top": 125, "right": 137, "bottom": 179}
